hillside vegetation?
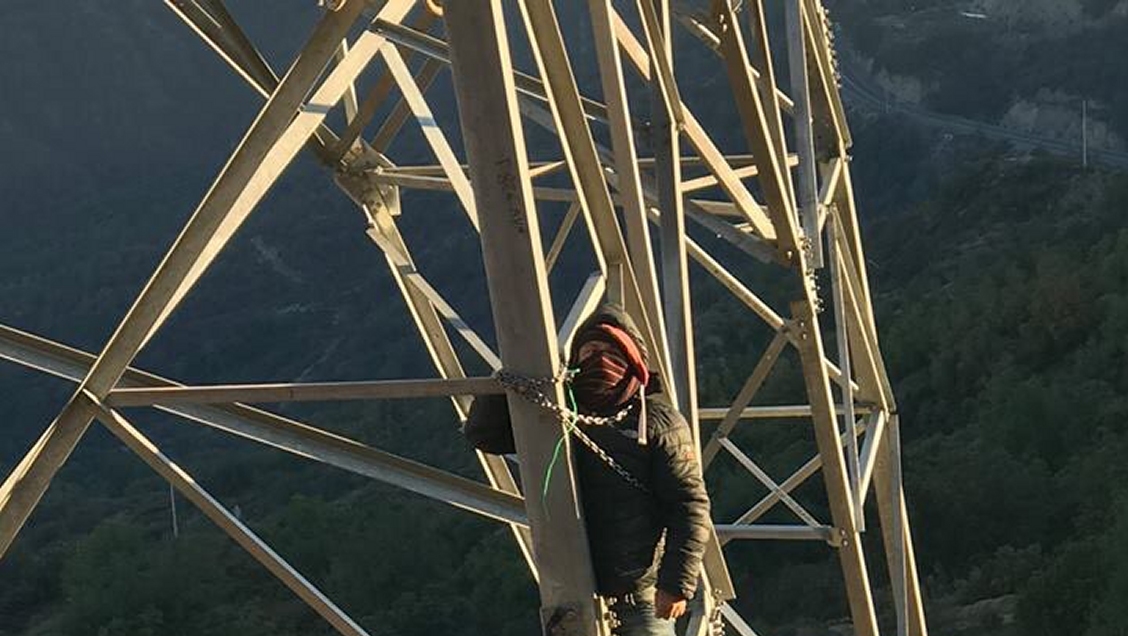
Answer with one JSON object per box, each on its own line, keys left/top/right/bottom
{"left": 4, "top": 148, "right": 1127, "bottom": 636}
{"left": 831, "top": 0, "right": 1128, "bottom": 147}
{"left": 2, "top": 3, "right": 1127, "bottom": 636}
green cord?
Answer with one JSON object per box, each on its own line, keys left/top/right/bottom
{"left": 541, "top": 370, "right": 580, "bottom": 512}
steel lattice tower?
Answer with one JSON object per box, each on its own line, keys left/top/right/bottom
{"left": 0, "top": 1, "right": 928, "bottom": 635}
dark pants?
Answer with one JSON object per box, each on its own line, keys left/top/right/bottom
{"left": 612, "top": 602, "right": 676, "bottom": 636}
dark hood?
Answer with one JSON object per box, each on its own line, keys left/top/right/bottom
{"left": 568, "top": 302, "right": 649, "bottom": 368}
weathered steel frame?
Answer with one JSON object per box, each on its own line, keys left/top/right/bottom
{"left": 0, "top": 1, "right": 928, "bottom": 635}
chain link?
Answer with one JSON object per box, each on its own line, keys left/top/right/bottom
{"left": 494, "top": 369, "right": 651, "bottom": 494}
{"left": 495, "top": 369, "right": 634, "bottom": 427}
{"left": 569, "top": 424, "right": 651, "bottom": 494}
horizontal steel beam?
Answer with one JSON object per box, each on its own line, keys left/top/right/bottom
{"left": 1, "top": 322, "right": 863, "bottom": 548}
{"left": 698, "top": 403, "right": 875, "bottom": 420}
{"left": 106, "top": 377, "right": 503, "bottom": 407}
{"left": 714, "top": 524, "right": 833, "bottom": 542}
{"left": 680, "top": 157, "right": 800, "bottom": 194}
{"left": 0, "top": 324, "right": 526, "bottom": 527}
{"left": 363, "top": 171, "right": 613, "bottom": 203}
{"left": 725, "top": 418, "right": 869, "bottom": 543}
{"left": 376, "top": 154, "right": 765, "bottom": 176}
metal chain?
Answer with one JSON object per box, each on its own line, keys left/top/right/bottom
{"left": 494, "top": 369, "right": 651, "bottom": 494}
{"left": 495, "top": 369, "right": 633, "bottom": 427}
{"left": 569, "top": 424, "right": 651, "bottom": 494}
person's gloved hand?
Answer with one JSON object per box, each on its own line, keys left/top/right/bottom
{"left": 655, "top": 589, "right": 687, "bottom": 620}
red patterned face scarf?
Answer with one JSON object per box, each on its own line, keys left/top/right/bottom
{"left": 573, "top": 346, "right": 638, "bottom": 413}
{"left": 571, "top": 323, "right": 650, "bottom": 418}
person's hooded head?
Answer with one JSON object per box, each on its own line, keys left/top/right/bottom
{"left": 567, "top": 303, "right": 651, "bottom": 416}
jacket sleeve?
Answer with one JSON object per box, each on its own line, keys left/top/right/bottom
{"left": 650, "top": 409, "right": 711, "bottom": 600}
{"left": 462, "top": 394, "right": 516, "bottom": 455}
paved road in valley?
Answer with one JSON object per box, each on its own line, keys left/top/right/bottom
{"left": 837, "top": 59, "right": 1128, "bottom": 170}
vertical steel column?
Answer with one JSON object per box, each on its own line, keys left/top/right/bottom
{"left": 444, "top": 2, "right": 603, "bottom": 634}
{"left": 587, "top": 0, "right": 673, "bottom": 387}
{"left": 830, "top": 154, "right": 927, "bottom": 634}
{"left": 790, "top": 300, "right": 880, "bottom": 636}
{"left": 650, "top": 0, "right": 696, "bottom": 432}
{"left": 518, "top": 0, "right": 670, "bottom": 399}
{"left": 785, "top": 0, "right": 823, "bottom": 267}
{"left": 648, "top": 1, "right": 736, "bottom": 626}
{"left": 834, "top": 162, "right": 879, "bottom": 330}
{"left": 888, "top": 414, "right": 908, "bottom": 636}
{"left": 874, "top": 417, "right": 928, "bottom": 636}
{"left": 828, "top": 215, "right": 861, "bottom": 528}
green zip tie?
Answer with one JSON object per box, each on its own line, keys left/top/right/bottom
{"left": 541, "top": 370, "right": 580, "bottom": 513}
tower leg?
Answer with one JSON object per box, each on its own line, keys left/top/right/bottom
{"left": 445, "top": 2, "right": 603, "bottom": 633}
{"left": 791, "top": 301, "right": 881, "bottom": 636}
{"left": 874, "top": 415, "right": 929, "bottom": 636}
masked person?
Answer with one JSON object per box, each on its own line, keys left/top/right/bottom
{"left": 465, "top": 304, "right": 712, "bottom": 636}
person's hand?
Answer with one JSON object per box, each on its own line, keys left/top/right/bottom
{"left": 655, "top": 589, "right": 687, "bottom": 620}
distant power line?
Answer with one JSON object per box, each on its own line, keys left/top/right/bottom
{"left": 837, "top": 60, "right": 1128, "bottom": 170}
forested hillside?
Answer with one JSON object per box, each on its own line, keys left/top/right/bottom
{"left": 859, "top": 152, "right": 1128, "bottom": 636}
{"left": 830, "top": 0, "right": 1128, "bottom": 147}
{"left": 1, "top": 2, "right": 1126, "bottom": 636}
